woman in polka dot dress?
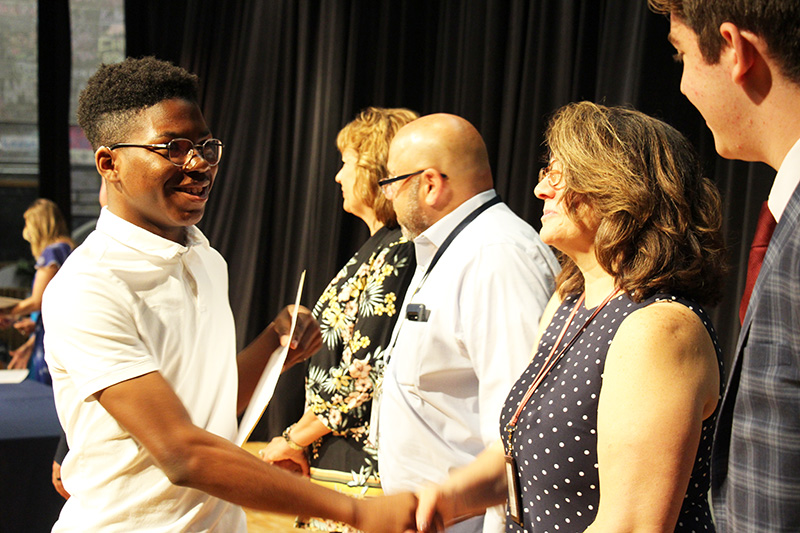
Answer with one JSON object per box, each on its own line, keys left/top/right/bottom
{"left": 415, "top": 102, "right": 727, "bottom": 533}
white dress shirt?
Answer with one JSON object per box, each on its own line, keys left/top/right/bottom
{"left": 43, "top": 208, "right": 246, "bottom": 532}
{"left": 378, "top": 190, "right": 560, "bottom": 533}
{"left": 770, "top": 136, "right": 800, "bottom": 223}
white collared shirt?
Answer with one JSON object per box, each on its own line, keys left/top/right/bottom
{"left": 43, "top": 208, "right": 245, "bottom": 532}
{"left": 378, "top": 190, "right": 560, "bottom": 532}
{"left": 769, "top": 136, "right": 800, "bottom": 223}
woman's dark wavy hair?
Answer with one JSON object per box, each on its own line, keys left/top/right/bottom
{"left": 77, "top": 56, "right": 200, "bottom": 150}
{"left": 546, "top": 101, "right": 727, "bottom": 305}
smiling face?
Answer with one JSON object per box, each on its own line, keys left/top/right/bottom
{"left": 102, "top": 98, "right": 217, "bottom": 243}
{"left": 668, "top": 15, "right": 745, "bottom": 159}
{"left": 533, "top": 160, "right": 597, "bottom": 261}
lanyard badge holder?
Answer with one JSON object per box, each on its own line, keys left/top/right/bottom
{"left": 503, "top": 288, "right": 619, "bottom": 526}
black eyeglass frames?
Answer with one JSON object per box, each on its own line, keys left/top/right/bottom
{"left": 108, "top": 138, "right": 224, "bottom": 167}
{"left": 377, "top": 169, "right": 425, "bottom": 190}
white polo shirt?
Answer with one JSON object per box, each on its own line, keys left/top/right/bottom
{"left": 43, "top": 208, "right": 246, "bottom": 532}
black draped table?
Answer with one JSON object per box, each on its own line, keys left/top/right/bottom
{"left": 0, "top": 379, "right": 65, "bottom": 532}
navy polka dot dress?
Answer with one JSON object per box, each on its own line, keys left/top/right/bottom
{"left": 499, "top": 293, "right": 722, "bottom": 532}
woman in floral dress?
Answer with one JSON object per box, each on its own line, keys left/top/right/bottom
{"left": 260, "top": 107, "right": 418, "bottom": 531}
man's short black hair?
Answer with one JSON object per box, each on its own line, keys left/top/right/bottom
{"left": 77, "top": 56, "right": 200, "bottom": 149}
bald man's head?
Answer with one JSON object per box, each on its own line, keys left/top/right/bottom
{"left": 386, "top": 113, "right": 495, "bottom": 238}
{"left": 388, "top": 113, "right": 493, "bottom": 194}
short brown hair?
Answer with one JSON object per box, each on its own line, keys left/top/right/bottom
{"left": 337, "top": 107, "right": 419, "bottom": 227}
{"left": 649, "top": 0, "right": 800, "bottom": 84}
{"left": 23, "top": 199, "right": 73, "bottom": 259}
{"left": 545, "top": 101, "right": 727, "bottom": 305}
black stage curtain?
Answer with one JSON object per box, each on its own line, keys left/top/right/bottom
{"left": 38, "top": 0, "right": 72, "bottom": 228}
{"left": 119, "top": 0, "right": 774, "bottom": 439}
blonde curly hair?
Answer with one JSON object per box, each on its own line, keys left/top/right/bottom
{"left": 336, "top": 107, "right": 419, "bottom": 227}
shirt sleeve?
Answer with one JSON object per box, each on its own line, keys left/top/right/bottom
{"left": 43, "top": 269, "right": 159, "bottom": 402}
{"left": 460, "top": 240, "right": 556, "bottom": 448}
{"left": 36, "top": 242, "right": 72, "bottom": 269}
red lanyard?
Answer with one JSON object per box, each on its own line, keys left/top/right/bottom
{"left": 504, "top": 288, "right": 620, "bottom": 453}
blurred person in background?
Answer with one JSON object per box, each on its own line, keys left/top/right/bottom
{"left": 0, "top": 198, "right": 74, "bottom": 384}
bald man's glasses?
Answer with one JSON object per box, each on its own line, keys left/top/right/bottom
{"left": 379, "top": 169, "right": 449, "bottom": 200}
{"left": 378, "top": 169, "right": 425, "bottom": 196}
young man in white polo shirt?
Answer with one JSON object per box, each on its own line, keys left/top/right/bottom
{"left": 43, "top": 56, "right": 416, "bottom": 532}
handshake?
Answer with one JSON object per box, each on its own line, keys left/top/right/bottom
{"left": 259, "top": 437, "right": 486, "bottom": 533}
{"left": 346, "top": 486, "right": 475, "bottom": 533}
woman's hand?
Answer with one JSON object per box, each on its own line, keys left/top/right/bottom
{"left": 8, "top": 336, "right": 34, "bottom": 369}
{"left": 14, "top": 317, "right": 36, "bottom": 337}
{"left": 351, "top": 492, "right": 419, "bottom": 533}
{"left": 414, "top": 484, "right": 450, "bottom": 532}
{"left": 258, "top": 435, "right": 309, "bottom": 476}
{"left": 416, "top": 440, "right": 508, "bottom": 531}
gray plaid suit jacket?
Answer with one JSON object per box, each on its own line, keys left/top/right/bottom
{"left": 711, "top": 182, "right": 800, "bottom": 532}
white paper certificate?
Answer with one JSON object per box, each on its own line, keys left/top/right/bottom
{"left": 235, "top": 270, "right": 305, "bottom": 446}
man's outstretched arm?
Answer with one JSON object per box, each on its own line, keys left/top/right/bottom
{"left": 96, "top": 371, "right": 417, "bottom": 533}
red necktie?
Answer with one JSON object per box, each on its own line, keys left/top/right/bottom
{"left": 739, "top": 201, "right": 777, "bottom": 324}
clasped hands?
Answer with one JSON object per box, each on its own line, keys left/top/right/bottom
{"left": 259, "top": 430, "right": 309, "bottom": 476}
{"left": 259, "top": 442, "right": 462, "bottom": 533}
{"left": 346, "top": 484, "right": 460, "bottom": 533}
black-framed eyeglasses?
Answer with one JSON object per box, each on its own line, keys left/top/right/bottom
{"left": 538, "top": 162, "right": 565, "bottom": 189}
{"left": 108, "top": 138, "right": 224, "bottom": 167}
{"left": 378, "top": 169, "right": 448, "bottom": 199}
{"left": 378, "top": 169, "right": 426, "bottom": 190}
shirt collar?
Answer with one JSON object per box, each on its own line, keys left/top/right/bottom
{"left": 770, "top": 136, "right": 800, "bottom": 223}
{"left": 96, "top": 207, "right": 209, "bottom": 260}
{"left": 413, "top": 189, "right": 497, "bottom": 268}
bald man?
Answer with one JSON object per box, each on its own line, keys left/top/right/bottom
{"left": 376, "top": 114, "right": 560, "bottom": 533}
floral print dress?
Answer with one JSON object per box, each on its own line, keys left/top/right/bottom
{"left": 300, "top": 226, "right": 414, "bottom": 531}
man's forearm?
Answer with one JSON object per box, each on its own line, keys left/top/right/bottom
{"left": 165, "top": 427, "right": 359, "bottom": 523}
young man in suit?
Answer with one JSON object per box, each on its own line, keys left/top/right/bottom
{"left": 651, "top": 1, "right": 800, "bottom": 531}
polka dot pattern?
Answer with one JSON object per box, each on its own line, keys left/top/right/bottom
{"left": 499, "top": 293, "right": 722, "bottom": 532}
